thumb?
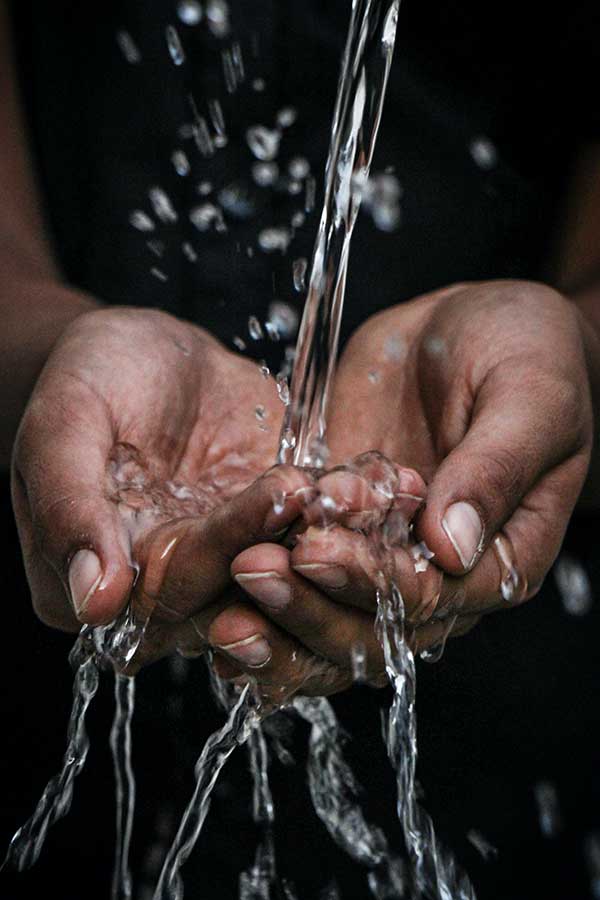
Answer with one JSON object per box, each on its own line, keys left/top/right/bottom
{"left": 13, "top": 378, "right": 134, "bottom": 629}
{"left": 414, "top": 366, "right": 588, "bottom": 575}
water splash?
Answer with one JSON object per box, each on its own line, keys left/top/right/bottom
{"left": 110, "top": 675, "right": 136, "bottom": 900}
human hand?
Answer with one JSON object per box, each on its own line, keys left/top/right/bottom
{"left": 11, "top": 306, "right": 315, "bottom": 664}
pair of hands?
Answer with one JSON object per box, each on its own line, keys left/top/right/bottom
{"left": 12, "top": 280, "right": 594, "bottom": 700}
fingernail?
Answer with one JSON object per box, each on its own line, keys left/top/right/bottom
{"left": 68, "top": 549, "right": 103, "bottom": 617}
{"left": 235, "top": 572, "right": 291, "bottom": 610}
{"left": 293, "top": 564, "right": 348, "bottom": 589}
{"left": 442, "top": 502, "right": 483, "bottom": 570}
{"left": 217, "top": 634, "right": 272, "bottom": 668}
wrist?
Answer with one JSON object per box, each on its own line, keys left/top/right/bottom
{"left": 0, "top": 276, "right": 100, "bottom": 467}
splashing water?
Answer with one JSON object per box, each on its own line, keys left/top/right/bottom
{"left": 110, "top": 675, "right": 136, "bottom": 900}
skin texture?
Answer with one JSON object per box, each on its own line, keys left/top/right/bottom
{"left": 10, "top": 282, "right": 595, "bottom": 699}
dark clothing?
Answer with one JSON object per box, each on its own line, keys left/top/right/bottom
{"left": 2, "top": 2, "right": 600, "bottom": 899}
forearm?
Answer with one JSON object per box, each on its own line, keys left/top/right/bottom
{"left": 0, "top": 6, "right": 98, "bottom": 466}
{"left": 570, "top": 283, "right": 600, "bottom": 509}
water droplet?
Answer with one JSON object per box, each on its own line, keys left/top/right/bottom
{"left": 148, "top": 187, "right": 178, "bottom": 224}
{"left": 351, "top": 642, "right": 367, "bottom": 682}
{"left": 305, "top": 176, "right": 316, "bottom": 212}
{"left": 150, "top": 267, "right": 168, "bottom": 282}
{"left": 246, "top": 126, "right": 281, "bottom": 161}
{"left": 218, "top": 183, "right": 256, "bottom": 219}
{"left": 466, "top": 830, "right": 498, "bottom": 861}
{"left": 276, "top": 373, "right": 290, "bottom": 406}
{"left": 554, "top": 554, "right": 593, "bottom": 616}
{"left": 358, "top": 173, "right": 402, "bottom": 232}
{"left": 116, "top": 31, "right": 141, "bottom": 64}
{"left": 410, "top": 542, "right": 435, "bottom": 574}
{"left": 206, "top": 0, "right": 230, "bottom": 37}
{"left": 368, "top": 370, "right": 381, "bottom": 385}
{"left": 255, "top": 405, "right": 267, "bottom": 422}
{"left": 177, "top": 1, "right": 203, "bottom": 26}
{"left": 130, "top": 210, "right": 155, "bottom": 232}
{"left": 267, "top": 302, "right": 299, "bottom": 340}
{"left": 286, "top": 179, "right": 303, "bottom": 196}
{"left": 469, "top": 136, "right": 498, "bottom": 171}
{"left": 189, "top": 203, "right": 227, "bottom": 232}
{"left": 166, "top": 25, "right": 186, "bottom": 65}
{"left": 258, "top": 227, "right": 291, "bottom": 254}
{"left": 222, "top": 49, "right": 237, "bottom": 93}
{"left": 198, "top": 181, "right": 213, "bottom": 196}
{"left": 259, "top": 361, "right": 270, "bottom": 378}
{"left": 276, "top": 107, "right": 298, "bottom": 129}
{"left": 271, "top": 489, "right": 286, "bottom": 515}
{"left": 291, "top": 211, "right": 306, "bottom": 229}
{"left": 252, "top": 77, "right": 266, "bottom": 92}
{"left": 280, "top": 428, "right": 296, "bottom": 452}
{"left": 288, "top": 157, "right": 310, "bottom": 180}
{"left": 146, "top": 240, "right": 165, "bottom": 258}
{"left": 193, "top": 117, "right": 215, "bottom": 157}
{"left": 534, "top": 781, "right": 561, "bottom": 838}
{"left": 252, "top": 161, "right": 279, "bottom": 187}
{"left": 171, "top": 150, "right": 190, "bottom": 176}
{"left": 182, "top": 242, "right": 198, "bottom": 262}
{"left": 292, "top": 258, "right": 307, "bottom": 293}
{"left": 233, "top": 336, "right": 246, "bottom": 351}
{"left": 264, "top": 322, "right": 280, "bottom": 342}
{"left": 232, "top": 42, "right": 245, "bottom": 83}
{"left": 207, "top": 99, "right": 226, "bottom": 138}
{"left": 248, "top": 316, "right": 264, "bottom": 340}
{"left": 384, "top": 334, "right": 406, "bottom": 361}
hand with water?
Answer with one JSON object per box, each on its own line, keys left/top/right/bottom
{"left": 294, "top": 280, "right": 594, "bottom": 633}
{"left": 11, "top": 306, "right": 317, "bottom": 656}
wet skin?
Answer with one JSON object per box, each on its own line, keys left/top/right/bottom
{"left": 12, "top": 279, "right": 595, "bottom": 699}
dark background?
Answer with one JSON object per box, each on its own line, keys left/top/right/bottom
{"left": 2, "top": 1, "right": 600, "bottom": 897}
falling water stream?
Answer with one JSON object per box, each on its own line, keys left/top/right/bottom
{"left": 4, "top": 2, "right": 478, "bottom": 898}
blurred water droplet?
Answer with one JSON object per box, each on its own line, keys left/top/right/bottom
{"left": 208, "top": 99, "right": 226, "bottom": 136}
{"left": 357, "top": 173, "right": 402, "bottom": 232}
{"left": 305, "top": 176, "right": 316, "bottom": 212}
{"left": 252, "top": 77, "right": 266, "bottom": 92}
{"left": 255, "top": 405, "right": 267, "bottom": 422}
{"left": 171, "top": 150, "right": 190, "bottom": 176}
{"left": 265, "top": 322, "right": 280, "bottom": 341}
{"left": 116, "top": 31, "right": 142, "bottom": 64}
{"left": 222, "top": 49, "right": 237, "bottom": 93}
{"left": 585, "top": 833, "right": 600, "bottom": 899}
{"left": 368, "top": 370, "right": 381, "bottom": 384}
{"left": 466, "top": 829, "right": 498, "bottom": 861}
{"left": 384, "top": 334, "right": 406, "bottom": 361}
{"left": 218, "top": 183, "right": 256, "bottom": 219}
{"left": 534, "top": 781, "right": 561, "bottom": 838}
{"left": 247, "top": 126, "right": 281, "bottom": 161}
{"left": 291, "top": 211, "right": 306, "bottom": 229}
{"left": 177, "top": 1, "right": 203, "bottom": 26}
{"left": 232, "top": 42, "right": 245, "bottom": 83}
{"left": 193, "top": 117, "right": 215, "bottom": 157}
{"left": 258, "top": 227, "right": 291, "bottom": 254}
{"left": 182, "top": 242, "right": 198, "bottom": 263}
{"left": 276, "top": 107, "right": 298, "bottom": 129}
{"left": 259, "top": 361, "right": 271, "bottom": 378}
{"left": 166, "top": 25, "right": 186, "bottom": 65}
{"left": 272, "top": 489, "right": 286, "bottom": 516}
{"left": 130, "top": 210, "right": 155, "bottom": 232}
{"left": 470, "top": 136, "right": 498, "bottom": 170}
{"left": 146, "top": 240, "right": 165, "bottom": 258}
{"left": 150, "top": 267, "right": 168, "bottom": 282}
{"left": 293, "top": 258, "right": 307, "bottom": 293}
{"left": 248, "top": 316, "right": 264, "bottom": 340}
{"left": 276, "top": 374, "right": 290, "bottom": 406}
{"left": 351, "top": 642, "right": 367, "bottom": 682}
{"left": 149, "top": 187, "right": 178, "bottom": 223}
{"left": 252, "top": 161, "right": 279, "bottom": 187}
{"left": 198, "top": 181, "right": 213, "bottom": 196}
{"left": 233, "top": 336, "right": 246, "bottom": 351}
{"left": 288, "top": 157, "right": 310, "bottom": 180}
{"left": 206, "top": 0, "right": 230, "bottom": 37}
{"left": 554, "top": 554, "right": 593, "bottom": 616}
{"left": 267, "top": 302, "right": 299, "bottom": 341}
{"left": 189, "top": 203, "right": 226, "bottom": 232}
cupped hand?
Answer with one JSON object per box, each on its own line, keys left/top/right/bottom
{"left": 12, "top": 307, "right": 313, "bottom": 653}
{"left": 215, "top": 280, "right": 594, "bottom": 697}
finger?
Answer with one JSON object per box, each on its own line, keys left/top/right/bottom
{"left": 208, "top": 600, "right": 345, "bottom": 702}
{"left": 128, "top": 465, "right": 316, "bottom": 625}
{"left": 411, "top": 613, "right": 482, "bottom": 657}
{"left": 415, "top": 360, "right": 590, "bottom": 575}
{"left": 13, "top": 385, "right": 135, "bottom": 628}
{"left": 413, "top": 457, "right": 587, "bottom": 622}
{"left": 231, "top": 542, "right": 386, "bottom": 683}
{"left": 304, "top": 458, "right": 425, "bottom": 530}
{"left": 288, "top": 525, "right": 443, "bottom": 621}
